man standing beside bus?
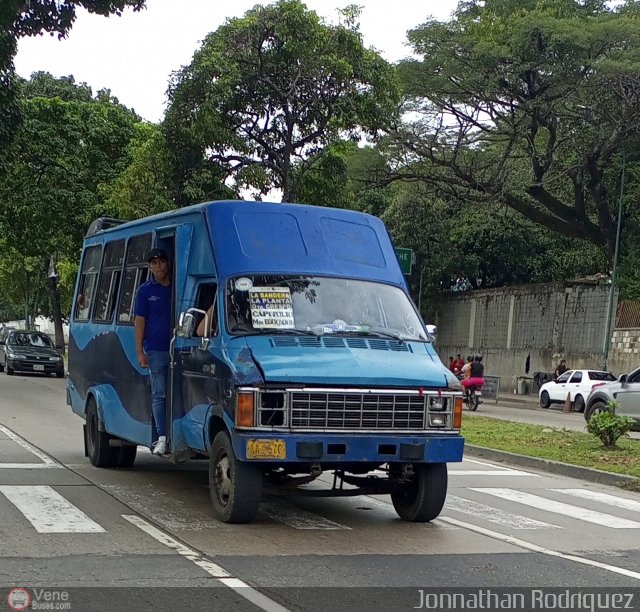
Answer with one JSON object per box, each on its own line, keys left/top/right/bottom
{"left": 134, "top": 248, "right": 172, "bottom": 455}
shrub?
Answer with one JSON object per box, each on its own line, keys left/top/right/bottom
{"left": 587, "top": 401, "right": 636, "bottom": 449}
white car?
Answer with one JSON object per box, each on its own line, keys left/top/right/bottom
{"left": 538, "top": 369, "right": 616, "bottom": 412}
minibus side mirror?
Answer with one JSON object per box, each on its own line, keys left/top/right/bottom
{"left": 177, "top": 311, "right": 195, "bottom": 339}
{"left": 619, "top": 373, "right": 628, "bottom": 386}
{"left": 426, "top": 324, "right": 437, "bottom": 338}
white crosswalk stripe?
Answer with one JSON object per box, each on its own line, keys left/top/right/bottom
{"left": 260, "top": 499, "right": 351, "bottom": 530}
{"left": 0, "top": 485, "right": 105, "bottom": 533}
{"left": 445, "top": 494, "right": 559, "bottom": 530}
{"left": 471, "top": 487, "right": 640, "bottom": 529}
{"left": 551, "top": 488, "right": 640, "bottom": 513}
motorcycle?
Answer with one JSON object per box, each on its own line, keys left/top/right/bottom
{"left": 464, "top": 385, "right": 482, "bottom": 411}
{"left": 457, "top": 372, "right": 482, "bottom": 411}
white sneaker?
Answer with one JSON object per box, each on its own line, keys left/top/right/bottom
{"left": 152, "top": 436, "right": 166, "bottom": 455}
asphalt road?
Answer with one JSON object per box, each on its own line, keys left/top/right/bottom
{"left": 1, "top": 372, "right": 640, "bottom": 612}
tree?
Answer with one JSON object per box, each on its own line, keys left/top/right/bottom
{"left": 393, "top": 0, "right": 640, "bottom": 264}
{"left": 164, "top": 0, "right": 400, "bottom": 202}
{"left": 0, "top": 74, "right": 140, "bottom": 349}
{"left": 0, "top": 0, "right": 145, "bottom": 162}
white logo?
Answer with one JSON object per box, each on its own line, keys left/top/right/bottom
{"left": 7, "top": 588, "right": 31, "bottom": 611}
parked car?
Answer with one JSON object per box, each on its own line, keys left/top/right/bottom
{"left": 538, "top": 369, "right": 616, "bottom": 412}
{"left": 584, "top": 366, "right": 640, "bottom": 430}
{"left": 0, "top": 329, "right": 64, "bottom": 378}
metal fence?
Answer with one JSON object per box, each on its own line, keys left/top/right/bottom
{"left": 615, "top": 300, "right": 640, "bottom": 329}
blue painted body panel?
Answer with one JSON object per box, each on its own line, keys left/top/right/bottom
{"left": 231, "top": 432, "right": 465, "bottom": 463}
{"left": 243, "top": 336, "right": 452, "bottom": 387}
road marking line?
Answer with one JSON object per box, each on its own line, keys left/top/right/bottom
{"left": 449, "top": 470, "right": 538, "bottom": 477}
{"left": 471, "top": 488, "right": 640, "bottom": 529}
{"left": 445, "top": 495, "right": 560, "bottom": 530}
{"left": 0, "top": 463, "right": 61, "bottom": 469}
{"left": 0, "top": 485, "right": 105, "bottom": 533}
{"left": 552, "top": 489, "right": 640, "bottom": 513}
{"left": 441, "top": 516, "right": 640, "bottom": 581}
{"left": 0, "top": 424, "right": 60, "bottom": 466}
{"left": 261, "top": 500, "right": 351, "bottom": 530}
{"left": 123, "top": 514, "right": 291, "bottom": 612}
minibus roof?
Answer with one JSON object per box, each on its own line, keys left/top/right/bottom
{"left": 206, "top": 200, "right": 407, "bottom": 287}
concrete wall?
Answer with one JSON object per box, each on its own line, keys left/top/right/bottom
{"left": 611, "top": 329, "right": 640, "bottom": 375}
{"left": 435, "top": 283, "right": 635, "bottom": 389}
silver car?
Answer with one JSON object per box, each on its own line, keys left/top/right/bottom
{"left": 584, "top": 366, "right": 640, "bottom": 429}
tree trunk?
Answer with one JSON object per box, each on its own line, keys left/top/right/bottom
{"left": 47, "top": 275, "right": 66, "bottom": 355}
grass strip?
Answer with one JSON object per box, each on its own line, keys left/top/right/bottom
{"left": 461, "top": 415, "right": 640, "bottom": 480}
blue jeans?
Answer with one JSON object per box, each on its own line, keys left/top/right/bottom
{"left": 147, "top": 350, "right": 170, "bottom": 438}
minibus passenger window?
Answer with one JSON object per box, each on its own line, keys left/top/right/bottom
{"left": 117, "top": 234, "right": 152, "bottom": 324}
{"left": 93, "top": 240, "right": 125, "bottom": 323}
{"left": 74, "top": 245, "right": 102, "bottom": 322}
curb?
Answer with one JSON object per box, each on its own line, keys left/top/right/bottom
{"left": 465, "top": 444, "right": 640, "bottom": 489}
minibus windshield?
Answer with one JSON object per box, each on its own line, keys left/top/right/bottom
{"left": 225, "top": 275, "right": 429, "bottom": 341}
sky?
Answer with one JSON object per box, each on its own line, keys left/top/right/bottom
{"left": 14, "top": 0, "right": 459, "bottom": 123}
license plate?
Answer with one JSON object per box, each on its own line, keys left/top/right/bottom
{"left": 246, "top": 439, "right": 286, "bottom": 460}
{"left": 33, "top": 364, "right": 45, "bottom": 371}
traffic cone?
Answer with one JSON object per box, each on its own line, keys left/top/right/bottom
{"left": 563, "top": 392, "right": 572, "bottom": 413}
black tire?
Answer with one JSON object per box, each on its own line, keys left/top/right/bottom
{"left": 56, "top": 371, "right": 65, "bottom": 379}
{"left": 391, "top": 462, "right": 448, "bottom": 522}
{"left": 468, "top": 390, "right": 479, "bottom": 411}
{"left": 209, "top": 431, "right": 263, "bottom": 524}
{"left": 0, "top": 360, "right": 4, "bottom": 372}
{"left": 585, "top": 400, "right": 608, "bottom": 423}
{"left": 539, "top": 390, "right": 551, "bottom": 409}
{"left": 6, "top": 363, "right": 14, "bottom": 375}
{"left": 115, "top": 444, "right": 137, "bottom": 468}
{"left": 573, "top": 394, "right": 585, "bottom": 413}
{"left": 86, "top": 398, "right": 118, "bottom": 468}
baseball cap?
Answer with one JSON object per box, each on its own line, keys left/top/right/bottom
{"left": 146, "top": 247, "right": 169, "bottom": 262}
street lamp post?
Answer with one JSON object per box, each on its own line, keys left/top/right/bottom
{"left": 602, "top": 149, "right": 626, "bottom": 371}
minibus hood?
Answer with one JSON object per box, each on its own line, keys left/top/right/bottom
{"left": 241, "top": 336, "right": 455, "bottom": 388}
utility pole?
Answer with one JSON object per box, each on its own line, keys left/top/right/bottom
{"left": 603, "top": 149, "right": 626, "bottom": 371}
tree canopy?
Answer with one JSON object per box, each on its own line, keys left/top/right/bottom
{"left": 164, "top": 0, "right": 400, "bottom": 202}
{"left": 0, "top": 0, "right": 145, "bottom": 163}
{"left": 393, "top": 0, "right": 640, "bottom": 264}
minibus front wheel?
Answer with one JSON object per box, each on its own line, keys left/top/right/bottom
{"left": 209, "top": 431, "right": 263, "bottom": 524}
{"left": 390, "top": 462, "right": 448, "bottom": 522}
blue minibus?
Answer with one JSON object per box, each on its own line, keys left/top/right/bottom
{"left": 67, "top": 200, "right": 464, "bottom": 523}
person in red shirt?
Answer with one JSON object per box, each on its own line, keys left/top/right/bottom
{"left": 452, "top": 354, "right": 464, "bottom": 376}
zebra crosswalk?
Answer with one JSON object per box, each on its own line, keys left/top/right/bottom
{"left": 1, "top": 480, "right": 639, "bottom": 534}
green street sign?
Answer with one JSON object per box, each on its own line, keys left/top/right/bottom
{"left": 395, "top": 247, "right": 413, "bottom": 275}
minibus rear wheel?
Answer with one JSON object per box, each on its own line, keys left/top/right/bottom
{"left": 209, "top": 431, "right": 263, "bottom": 523}
{"left": 86, "top": 398, "right": 118, "bottom": 468}
{"left": 390, "top": 462, "right": 448, "bottom": 522}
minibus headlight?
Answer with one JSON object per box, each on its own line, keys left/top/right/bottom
{"left": 236, "top": 392, "right": 255, "bottom": 427}
{"left": 429, "top": 396, "right": 446, "bottom": 411}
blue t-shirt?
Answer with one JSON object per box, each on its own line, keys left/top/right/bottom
{"left": 134, "top": 280, "right": 172, "bottom": 352}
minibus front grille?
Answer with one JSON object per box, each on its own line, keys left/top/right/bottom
{"left": 289, "top": 391, "right": 427, "bottom": 429}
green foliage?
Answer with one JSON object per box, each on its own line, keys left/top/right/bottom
{"left": 586, "top": 401, "right": 636, "bottom": 449}
{"left": 101, "top": 123, "right": 175, "bottom": 219}
{"left": 0, "top": 1, "right": 146, "bottom": 163}
{"left": 395, "top": 0, "right": 640, "bottom": 263}
{"left": 0, "top": 73, "right": 142, "bottom": 328}
{"left": 165, "top": 0, "right": 400, "bottom": 202}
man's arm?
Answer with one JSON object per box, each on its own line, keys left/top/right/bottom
{"left": 134, "top": 315, "right": 148, "bottom": 368}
